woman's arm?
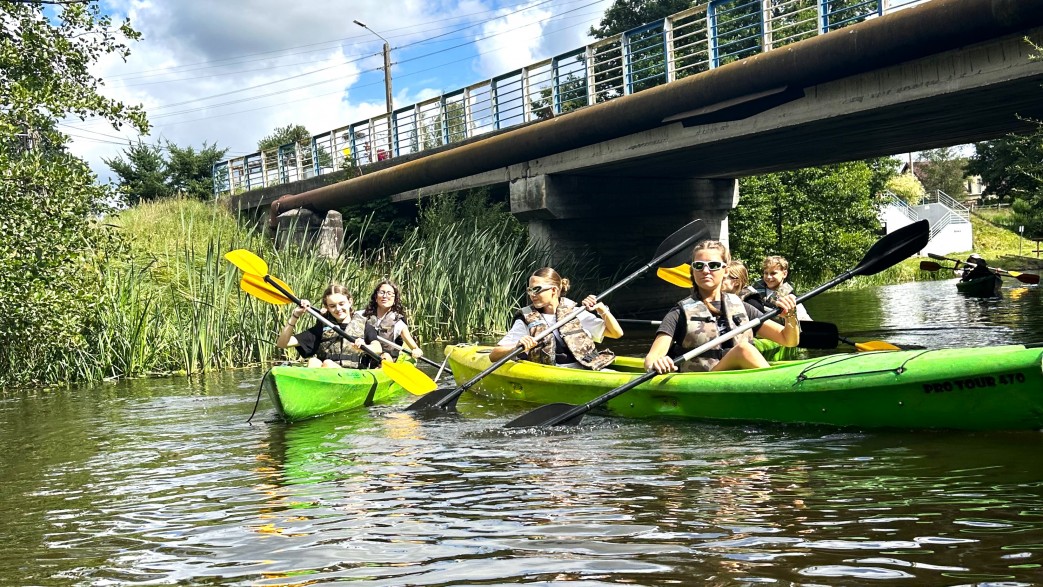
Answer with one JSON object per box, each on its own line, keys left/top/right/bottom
{"left": 582, "top": 295, "right": 623, "bottom": 339}
{"left": 275, "top": 301, "right": 310, "bottom": 349}
{"left": 644, "top": 333, "right": 677, "bottom": 374}
{"left": 399, "top": 326, "right": 424, "bottom": 358}
{"left": 755, "top": 295, "right": 800, "bottom": 347}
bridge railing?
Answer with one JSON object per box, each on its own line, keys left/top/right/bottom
{"left": 212, "top": 0, "right": 929, "bottom": 197}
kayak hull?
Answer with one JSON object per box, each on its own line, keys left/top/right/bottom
{"left": 956, "top": 274, "right": 1002, "bottom": 297}
{"left": 444, "top": 344, "right": 1043, "bottom": 430}
{"left": 264, "top": 366, "right": 405, "bottom": 421}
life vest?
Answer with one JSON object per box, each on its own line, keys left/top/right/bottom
{"left": 738, "top": 286, "right": 764, "bottom": 309}
{"left": 316, "top": 314, "right": 368, "bottom": 368}
{"left": 678, "top": 292, "right": 753, "bottom": 372}
{"left": 761, "top": 282, "right": 793, "bottom": 324}
{"left": 519, "top": 298, "right": 615, "bottom": 371}
{"left": 365, "top": 310, "right": 401, "bottom": 357}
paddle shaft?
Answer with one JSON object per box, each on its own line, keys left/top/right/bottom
{"left": 419, "top": 225, "right": 709, "bottom": 411}
{"left": 534, "top": 269, "right": 855, "bottom": 426}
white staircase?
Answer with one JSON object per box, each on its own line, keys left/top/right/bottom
{"left": 879, "top": 190, "right": 972, "bottom": 256}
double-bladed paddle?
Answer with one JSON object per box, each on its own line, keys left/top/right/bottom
{"left": 226, "top": 250, "right": 438, "bottom": 395}
{"left": 923, "top": 255, "right": 1040, "bottom": 284}
{"left": 405, "top": 218, "right": 712, "bottom": 412}
{"left": 504, "top": 219, "right": 930, "bottom": 429}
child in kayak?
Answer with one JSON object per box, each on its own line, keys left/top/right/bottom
{"left": 276, "top": 284, "right": 382, "bottom": 368}
{"left": 722, "top": 260, "right": 765, "bottom": 311}
{"left": 645, "top": 240, "right": 800, "bottom": 374}
{"left": 360, "top": 279, "right": 424, "bottom": 363}
{"left": 960, "top": 253, "right": 993, "bottom": 281}
{"left": 752, "top": 254, "right": 812, "bottom": 321}
{"left": 490, "top": 267, "right": 622, "bottom": 370}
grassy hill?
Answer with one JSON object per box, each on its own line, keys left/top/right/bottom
{"left": 969, "top": 209, "right": 1042, "bottom": 271}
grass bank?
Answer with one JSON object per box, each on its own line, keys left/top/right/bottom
{"left": 12, "top": 196, "right": 565, "bottom": 386}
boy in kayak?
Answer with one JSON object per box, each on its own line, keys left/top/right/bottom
{"left": 752, "top": 255, "right": 812, "bottom": 321}
{"left": 645, "top": 241, "right": 800, "bottom": 374}
{"left": 276, "top": 284, "right": 382, "bottom": 368}
{"left": 490, "top": 267, "right": 622, "bottom": 370}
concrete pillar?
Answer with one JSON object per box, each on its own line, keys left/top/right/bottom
{"left": 510, "top": 174, "right": 738, "bottom": 315}
{"left": 273, "top": 209, "right": 344, "bottom": 258}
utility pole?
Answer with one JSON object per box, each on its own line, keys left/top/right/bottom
{"left": 354, "top": 20, "right": 393, "bottom": 160}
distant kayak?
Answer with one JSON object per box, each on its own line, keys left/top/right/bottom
{"left": 956, "top": 274, "right": 1002, "bottom": 297}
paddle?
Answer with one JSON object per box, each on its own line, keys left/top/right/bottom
{"left": 238, "top": 272, "right": 449, "bottom": 375}
{"left": 924, "top": 255, "right": 1040, "bottom": 285}
{"left": 227, "top": 251, "right": 438, "bottom": 395}
{"left": 405, "top": 218, "right": 712, "bottom": 412}
{"left": 504, "top": 219, "right": 929, "bottom": 428}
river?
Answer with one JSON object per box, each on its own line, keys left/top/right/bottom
{"left": 1, "top": 278, "right": 1041, "bottom": 586}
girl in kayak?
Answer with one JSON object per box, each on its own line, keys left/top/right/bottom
{"left": 490, "top": 267, "right": 623, "bottom": 369}
{"left": 645, "top": 241, "right": 800, "bottom": 374}
{"left": 276, "top": 284, "right": 382, "bottom": 368}
{"left": 360, "top": 279, "right": 424, "bottom": 363}
{"left": 722, "top": 260, "right": 765, "bottom": 311}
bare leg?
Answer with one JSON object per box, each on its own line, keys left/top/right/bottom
{"left": 712, "top": 341, "right": 769, "bottom": 371}
{"left": 307, "top": 357, "right": 324, "bottom": 368}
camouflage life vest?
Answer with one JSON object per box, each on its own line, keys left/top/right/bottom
{"left": 365, "top": 310, "right": 401, "bottom": 357}
{"left": 678, "top": 292, "right": 753, "bottom": 373}
{"left": 316, "top": 314, "right": 368, "bottom": 368}
{"left": 761, "top": 281, "right": 793, "bottom": 324}
{"left": 520, "top": 298, "right": 615, "bottom": 371}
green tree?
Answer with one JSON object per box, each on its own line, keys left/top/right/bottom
{"left": 969, "top": 131, "right": 1043, "bottom": 238}
{"left": 104, "top": 141, "right": 170, "bottom": 205}
{"left": 589, "top": 0, "right": 692, "bottom": 38}
{"left": 884, "top": 172, "right": 926, "bottom": 205}
{"left": 1, "top": 0, "right": 147, "bottom": 385}
{"left": 257, "top": 123, "right": 331, "bottom": 170}
{"left": 166, "top": 142, "right": 228, "bottom": 200}
{"left": 730, "top": 158, "right": 894, "bottom": 285}
{"left": 915, "top": 147, "right": 967, "bottom": 198}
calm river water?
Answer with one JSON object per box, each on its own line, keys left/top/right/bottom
{"left": 2, "top": 278, "right": 1042, "bottom": 586}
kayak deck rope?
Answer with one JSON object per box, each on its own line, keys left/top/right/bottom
{"left": 795, "top": 349, "right": 934, "bottom": 382}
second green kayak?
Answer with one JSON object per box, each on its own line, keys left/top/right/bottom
{"left": 263, "top": 365, "right": 405, "bottom": 421}
{"left": 444, "top": 344, "right": 1043, "bottom": 431}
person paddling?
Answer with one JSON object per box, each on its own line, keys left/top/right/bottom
{"left": 276, "top": 284, "right": 382, "bottom": 368}
{"left": 360, "top": 279, "right": 424, "bottom": 363}
{"left": 960, "top": 253, "right": 993, "bottom": 281}
{"left": 645, "top": 240, "right": 800, "bottom": 374}
{"left": 489, "top": 267, "right": 622, "bottom": 369}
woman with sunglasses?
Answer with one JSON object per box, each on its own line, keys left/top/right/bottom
{"left": 360, "top": 279, "right": 423, "bottom": 363}
{"left": 644, "top": 240, "right": 800, "bottom": 374}
{"left": 489, "top": 267, "right": 623, "bottom": 369}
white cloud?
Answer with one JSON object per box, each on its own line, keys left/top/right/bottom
{"left": 64, "top": 0, "right": 613, "bottom": 182}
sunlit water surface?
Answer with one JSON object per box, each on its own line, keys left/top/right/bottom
{"left": 2, "top": 279, "right": 1042, "bottom": 586}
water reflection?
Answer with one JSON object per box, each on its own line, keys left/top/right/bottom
{"left": 1, "top": 280, "right": 1042, "bottom": 585}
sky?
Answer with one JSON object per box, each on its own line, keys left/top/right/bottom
{"left": 65, "top": 0, "right": 615, "bottom": 182}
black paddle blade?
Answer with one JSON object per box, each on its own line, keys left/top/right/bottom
{"left": 653, "top": 219, "right": 710, "bottom": 268}
{"left": 919, "top": 260, "right": 943, "bottom": 272}
{"left": 404, "top": 386, "right": 460, "bottom": 411}
{"left": 797, "top": 321, "right": 839, "bottom": 349}
{"left": 854, "top": 220, "right": 929, "bottom": 277}
{"left": 504, "top": 403, "right": 584, "bottom": 428}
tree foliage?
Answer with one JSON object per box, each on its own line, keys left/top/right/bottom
{"left": 1, "top": 0, "right": 147, "bottom": 385}
{"left": 729, "top": 158, "right": 894, "bottom": 285}
{"left": 257, "top": 123, "right": 331, "bottom": 169}
{"left": 589, "top": 0, "right": 693, "bottom": 38}
{"left": 884, "top": 172, "right": 926, "bottom": 205}
{"left": 969, "top": 131, "right": 1043, "bottom": 238}
{"left": 105, "top": 140, "right": 227, "bottom": 203}
{"left": 914, "top": 147, "right": 967, "bottom": 198}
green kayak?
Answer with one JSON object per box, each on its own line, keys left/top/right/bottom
{"left": 956, "top": 274, "right": 1002, "bottom": 297}
{"left": 444, "top": 344, "right": 1043, "bottom": 430}
{"left": 262, "top": 366, "right": 405, "bottom": 422}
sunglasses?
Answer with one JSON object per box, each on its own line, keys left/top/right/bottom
{"left": 691, "top": 261, "right": 726, "bottom": 272}
{"left": 526, "top": 284, "right": 556, "bottom": 295}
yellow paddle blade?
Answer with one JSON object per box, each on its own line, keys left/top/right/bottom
{"left": 656, "top": 264, "right": 693, "bottom": 288}
{"left": 240, "top": 274, "right": 290, "bottom": 305}
{"left": 382, "top": 360, "right": 437, "bottom": 395}
{"left": 854, "top": 340, "right": 902, "bottom": 352}
{"left": 224, "top": 249, "right": 269, "bottom": 276}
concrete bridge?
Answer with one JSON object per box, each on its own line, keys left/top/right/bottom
{"left": 222, "top": 0, "right": 1043, "bottom": 309}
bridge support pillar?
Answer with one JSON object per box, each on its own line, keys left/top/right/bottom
{"left": 272, "top": 208, "right": 344, "bottom": 258}
{"left": 510, "top": 174, "right": 738, "bottom": 315}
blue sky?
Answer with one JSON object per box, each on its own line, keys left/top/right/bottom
{"left": 65, "top": 0, "right": 614, "bottom": 181}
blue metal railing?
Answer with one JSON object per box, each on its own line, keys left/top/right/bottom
{"left": 212, "top": 0, "right": 927, "bottom": 196}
